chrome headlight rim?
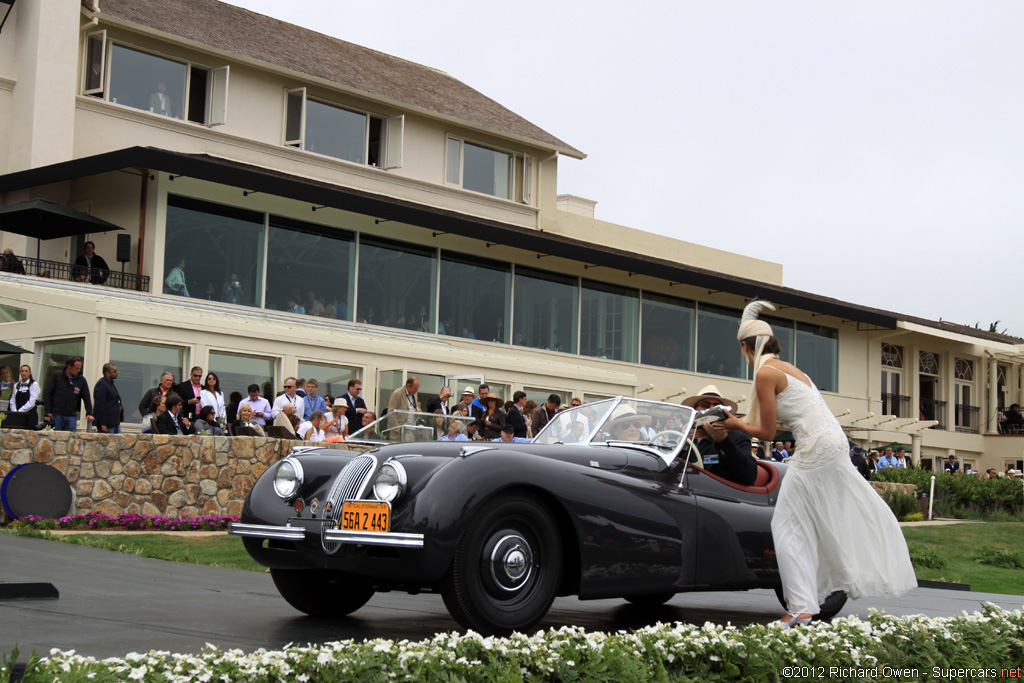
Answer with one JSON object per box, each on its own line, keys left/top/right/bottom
{"left": 373, "top": 460, "right": 407, "bottom": 503}
{"left": 272, "top": 458, "right": 304, "bottom": 499}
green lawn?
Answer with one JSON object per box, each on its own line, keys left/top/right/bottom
{"left": 6, "top": 522, "right": 1022, "bottom": 595}
{"left": 903, "top": 522, "right": 1023, "bottom": 594}
{"left": 6, "top": 528, "right": 267, "bottom": 573}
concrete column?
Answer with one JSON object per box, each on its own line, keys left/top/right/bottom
{"left": 8, "top": 0, "right": 80, "bottom": 173}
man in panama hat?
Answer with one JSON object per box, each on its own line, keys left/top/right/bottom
{"left": 681, "top": 384, "right": 757, "bottom": 485}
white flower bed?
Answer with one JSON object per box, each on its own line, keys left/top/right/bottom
{"left": 9, "top": 604, "right": 1023, "bottom": 682}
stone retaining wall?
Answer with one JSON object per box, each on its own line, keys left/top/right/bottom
{"left": 870, "top": 481, "right": 918, "bottom": 497}
{"left": 0, "top": 430, "right": 366, "bottom": 521}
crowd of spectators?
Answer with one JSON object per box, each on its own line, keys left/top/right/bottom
{"left": 10, "top": 359, "right": 1024, "bottom": 478}
{"left": 997, "top": 404, "right": 1024, "bottom": 434}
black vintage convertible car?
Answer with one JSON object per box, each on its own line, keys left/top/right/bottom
{"left": 231, "top": 398, "right": 846, "bottom": 635}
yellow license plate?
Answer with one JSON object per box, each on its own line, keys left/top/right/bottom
{"left": 340, "top": 501, "right": 390, "bottom": 533}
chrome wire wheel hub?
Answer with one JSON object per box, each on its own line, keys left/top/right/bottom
{"left": 488, "top": 533, "right": 533, "bottom": 593}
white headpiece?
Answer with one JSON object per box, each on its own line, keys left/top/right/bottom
{"left": 738, "top": 300, "right": 777, "bottom": 427}
{"left": 736, "top": 300, "right": 775, "bottom": 341}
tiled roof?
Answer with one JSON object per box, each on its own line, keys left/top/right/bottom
{"left": 94, "top": 0, "right": 583, "bottom": 157}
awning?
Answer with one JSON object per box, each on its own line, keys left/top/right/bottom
{"left": 0, "top": 197, "right": 125, "bottom": 259}
{"left": 0, "top": 341, "right": 32, "bottom": 354}
{"left": 0, "top": 147, "right": 900, "bottom": 327}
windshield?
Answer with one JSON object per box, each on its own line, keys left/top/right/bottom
{"left": 348, "top": 410, "right": 476, "bottom": 444}
{"left": 532, "top": 398, "right": 697, "bottom": 465}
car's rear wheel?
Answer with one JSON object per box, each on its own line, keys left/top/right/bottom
{"left": 624, "top": 592, "right": 675, "bottom": 607}
{"left": 774, "top": 585, "right": 848, "bottom": 621}
{"left": 441, "top": 493, "right": 562, "bottom": 636}
{"left": 270, "top": 568, "right": 374, "bottom": 617}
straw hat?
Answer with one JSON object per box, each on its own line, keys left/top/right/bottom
{"left": 680, "top": 384, "right": 739, "bottom": 412}
{"left": 462, "top": 386, "right": 475, "bottom": 395}
{"left": 332, "top": 397, "right": 349, "bottom": 408}
{"left": 606, "top": 404, "right": 652, "bottom": 430}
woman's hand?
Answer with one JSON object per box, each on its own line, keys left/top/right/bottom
{"left": 717, "top": 413, "right": 745, "bottom": 432}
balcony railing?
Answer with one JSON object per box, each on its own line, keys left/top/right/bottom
{"left": 919, "top": 398, "right": 947, "bottom": 430}
{"left": 0, "top": 255, "right": 149, "bottom": 292}
{"left": 955, "top": 404, "right": 980, "bottom": 434}
{"left": 881, "top": 393, "right": 911, "bottom": 418}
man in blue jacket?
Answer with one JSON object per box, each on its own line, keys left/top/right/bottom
{"left": 42, "top": 356, "right": 94, "bottom": 432}
{"left": 93, "top": 363, "right": 123, "bottom": 434}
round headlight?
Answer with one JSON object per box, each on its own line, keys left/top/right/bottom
{"left": 373, "top": 461, "right": 407, "bottom": 503}
{"left": 273, "top": 459, "right": 304, "bottom": 499}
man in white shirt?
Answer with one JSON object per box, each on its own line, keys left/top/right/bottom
{"left": 237, "top": 383, "right": 272, "bottom": 426}
{"left": 272, "top": 377, "right": 305, "bottom": 421}
{"left": 297, "top": 411, "right": 326, "bottom": 443}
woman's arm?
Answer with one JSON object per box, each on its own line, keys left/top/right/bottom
{"left": 718, "top": 369, "right": 779, "bottom": 441}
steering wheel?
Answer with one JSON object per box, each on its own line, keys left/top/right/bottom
{"left": 651, "top": 429, "right": 685, "bottom": 449}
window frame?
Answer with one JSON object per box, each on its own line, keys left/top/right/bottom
{"left": 444, "top": 135, "right": 518, "bottom": 201}
{"left": 283, "top": 88, "right": 403, "bottom": 168}
{"left": 83, "top": 35, "right": 230, "bottom": 127}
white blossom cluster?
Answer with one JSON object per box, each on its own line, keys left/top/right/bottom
{"left": 15, "top": 603, "right": 1023, "bottom": 682}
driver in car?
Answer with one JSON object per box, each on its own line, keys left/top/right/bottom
{"left": 605, "top": 405, "right": 651, "bottom": 441}
{"left": 681, "top": 385, "right": 758, "bottom": 486}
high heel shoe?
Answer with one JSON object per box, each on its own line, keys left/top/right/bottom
{"left": 779, "top": 613, "right": 813, "bottom": 628}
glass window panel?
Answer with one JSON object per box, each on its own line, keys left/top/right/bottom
{"left": 641, "top": 292, "right": 694, "bottom": 370}
{"left": 439, "top": 251, "right": 510, "bottom": 342}
{"left": 376, "top": 369, "right": 404, "bottom": 417}
{"left": 762, "top": 315, "right": 795, "bottom": 365}
{"left": 285, "top": 89, "right": 304, "bottom": 145}
{"left": 38, "top": 339, "right": 86, "bottom": 422}
{"left": 513, "top": 266, "right": 578, "bottom": 353}
{"left": 409, "top": 372, "right": 445, "bottom": 413}
{"left": 267, "top": 216, "right": 354, "bottom": 319}
{"left": 109, "top": 340, "right": 185, "bottom": 422}
{"left": 446, "top": 138, "right": 461, "bottom": 184}
{"left": 696, "top": 304, "right": 743, "bottom": 379}
{"left": 84, "top": 32, "right": 105, "bottom": 93}
{"left": 356, "top": 236, "right": 436, "bottom": 332}
{"left": 298, "top": 361, "right": 360, "bottom": 403}
{"left": 795, "top": 323, "right": 838, "bottom": 392}
{"left": 463, "top": 142, "right": 512, "bottom": 199}
{"left": 164, "top": 195, "right": 264, "bottom": 306}
{"left": 0, "top": 304, "right": 27, "bottom": 323}
{"left": 580, "top": 280, "right": 638, "bottom": 362}
{"left": 108, "top": 44, "right": 187, "bottom": 119}
{"left": 208, "top": 352, "right": 276, "bottom": 406}
{"left": 524, "top": 387, "right": 569, "bottom": 408}
{"left": 305, "top": 99, "right": 366, "bottom": 164}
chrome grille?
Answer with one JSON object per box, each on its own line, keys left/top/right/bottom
{"left": 321, "top": 453, "right": 377, "bottom": 553}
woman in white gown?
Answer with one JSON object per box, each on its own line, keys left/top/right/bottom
{"left": 718, "top": 301, "right": 916, "bottom": 626}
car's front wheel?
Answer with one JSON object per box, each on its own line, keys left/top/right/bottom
{"left": 270, "top": 568, "right": 375, "bottom": 617}
{"left": 774, "top": 586, "right": 848, "bottom": 621}
{"left": 441, "top": 493, "right": 562, "bottom": 636}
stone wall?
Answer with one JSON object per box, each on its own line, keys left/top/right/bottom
{"left": 0, "top": 430, "right": 367, "bottom": 521}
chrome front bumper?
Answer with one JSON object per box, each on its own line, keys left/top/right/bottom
{"left": 229, "top": 522, "right": 425, "bottom": 548}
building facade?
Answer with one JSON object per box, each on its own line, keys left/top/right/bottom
{"left": 2, "top": 0, "right": 1023, "bottom": 473}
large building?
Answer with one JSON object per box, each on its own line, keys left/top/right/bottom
{"left": 2, "top": 0, "right": 1023, "bottom": 472}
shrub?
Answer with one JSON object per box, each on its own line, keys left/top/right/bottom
{"left": 873, "top": 468, "right": 1024, "bottom": 519}
{"left": 5, "top": 605, "right": 1024, "bottom": 683}
{"left": 901, "top": 512, "right": 924, "bottom": 522}
{"left": 880, "top": 487, "right": 917, "bottom": 520}
{"left": 9, "top": 512, "right": 237, "bottom": 532}
{"left": 909, "top": 545, "right": 947, "bottom": 569}
{"left": 969, "top": 548, "right": 1024, "bottom": 569}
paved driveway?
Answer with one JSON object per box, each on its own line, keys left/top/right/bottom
{"left": 1, "top": 534, "right": 1021, "bottom": 659}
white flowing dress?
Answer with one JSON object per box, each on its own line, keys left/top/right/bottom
{"left": 768, "top": 366, "right": 917, "bottom": 615}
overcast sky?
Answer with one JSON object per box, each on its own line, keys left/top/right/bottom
{"left": 227, "top": 1, "right": 1024, "bottom": 337}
